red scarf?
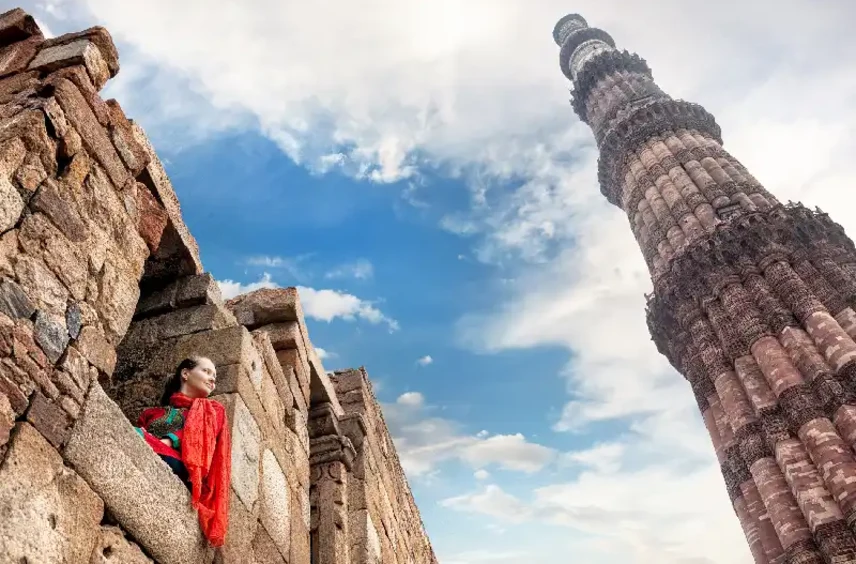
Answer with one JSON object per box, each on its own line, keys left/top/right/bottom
{"left": 170, "top": 393, "right": 231, "bottom": 547}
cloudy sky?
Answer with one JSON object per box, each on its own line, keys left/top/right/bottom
{"left": 15, "top": 0, "right": 856, "bottom": 562}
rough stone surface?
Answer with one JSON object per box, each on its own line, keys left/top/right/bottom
{"left": 215, "top": 392, "right": 261, "bottom": 512}
{"left": 26, "top": 391, "right": 72, "bottom": 448}
{"left": 0, "top": 277, "right": 34, "bottom": 319}
{"left": 0, "top": 8, "right": 42, "bottom": 46}
{"left": 29, "top": 39, "right": 110, "bottom": 89}
{"left": 0, "top": 423, "right": 103, "bottom": 564}
{"left": 76, "top": 324, "right": 116, "bottom": 374}
{"left": 0, "top": 174, "right": 23, "bottom": 232}
{"left": 65, "top": 383, "right": 213, "bottom": 564}
{"left": 89, "top": 525, "right": 154, "bottom": 564}
{"left": 34, "top": 309, "right": 69, "bottom": 363}
{"left": 260, "top": 448, "right": 291, "bottom": 559}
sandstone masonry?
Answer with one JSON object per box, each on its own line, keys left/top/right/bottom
{"left": 554, "top": 12, "right": 856, "bottom": 564}
{"left": 0, "top": 8, "right": 437, "bottom": 564}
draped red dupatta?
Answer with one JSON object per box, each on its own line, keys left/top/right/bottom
{"left": 170, "top": 393, "right": 231, "bottom": 547}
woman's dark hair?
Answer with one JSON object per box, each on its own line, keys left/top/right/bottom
{"left": 159, "top": 357, "right": 202, "bottom": 405}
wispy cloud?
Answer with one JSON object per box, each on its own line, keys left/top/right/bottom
{"left": 296, "top": 285, "right": 399, "bottom": 332}
{"left": 416, "top": 355, "right": 433, "bottom": 366}
{"left": 325, "top": 259, "right": 374, "bottom": 281}
{"left": 384, "top": 392, "right": 555, "bottom": 477}
{"left": 218, "top": 272, "right": 278, "bottom": 300}
{"left": 246, "top": 255, "right": 311, "bottom": 282}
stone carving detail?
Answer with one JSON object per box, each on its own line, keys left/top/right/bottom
{"left": 555, "top": 13, "right": 856, "bottom": 564}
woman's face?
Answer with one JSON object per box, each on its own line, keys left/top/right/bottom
{"left": 181, "top": 357, "right": 217, "bottom": 398}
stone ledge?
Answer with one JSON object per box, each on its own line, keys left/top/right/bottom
{"left": 64, "top": 382, "right": 213, "bottom": 564}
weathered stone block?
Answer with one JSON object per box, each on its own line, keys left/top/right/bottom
{"left": 90, "top": 525, "right": 154, "bottom": 564}
{"left": 0, "top": 229, "right": 16, "bottom": 277}
{"left": 15, "top": 151, "right": 47, "bottom": 193}
{"left": 0, "top": 423, "right": 103, "bottom": 564}
{"left": 30, "top": 39, "right": 110, "bottom": 89}
{"left": 217, "top": 488, "right": 257, "bottom": 564}
{"left": 177, "top": 272, "right": 222, "bottom": 308}
{"left": 227, "top": 287, "right": 301, "bottom": 329}
{"left": 0, "top": 277, "right": 34, "bottom": 319}
{"left": 111, "top": 125, "right": 149, "bottom": 177}
{"left": 0, "top": 371, "right": 27, "bottom": 414}
{"left": 135, "top": 273, "right": 221, "bottom": 319}
{"left": 0, "top": 173, "right": 24, "bottom": 232}
{"left": 64, "top": 383, "right": 214, "bottom": 564}
{"left": 19, "top": 212, "right": 88, "bottom": 301}
{"left": 95, "top": 255, "right": 141, "bottom": 343}
{"left": 0, "top": 110, "right": 55, "bottom": 176}
{"left": 277, "top": 347, "right": 310, "bottom": 406}
{"left": 290, "top": 511, "right": 311, "bottom": 564}
{"left": 0, "top": 70, "right": 37, "bottom": 106}
{"left": 214, "top": 392, "right": 261, "bottom": 512}
{"left": 156, "top": 303, "right": 237, "bottom": 340}
{"left": 54, "top": 78, "right": 128, "bottom": 187}
{"left": 43, "top": 26, "right": 119, "bottom": 78}
{"left": 66, "top": 302, "right": 82, "bottom": 339}
{"left": 0, "top": 9, "right": 42, "bottom": 46}
{"left": 83, "top": 164, "right": 149, "bottom": 281}
{"left": 260, "top": 449, "right": 291, "bottom": 559}
{"left": 136, "top": 183, "right": 168, "bottom": 253}
{"left": 76, "top": 324, "right": 117, "bottom": 375}
{"left": 253, "top": 525, "right": 287, "bottom": 564}
{"left": 0, "top": 393, "right": 13, "bottom": 447}
{"left": 31, "top": 178, "right": 89, "bottom": 242}
{"left": 54, "top": 369, "right": 84, "bottom": 404}
{"left": 0, "top": 34, "right": 40, "bottom": 80}
{"left": 34, "top": 310, "right": 69, "bottom": 363}
{"left": 26, "top": 391, "right": 72, "bottom": 447}
{"left": 15, "top": 253, "right": 69, "bottom": 317}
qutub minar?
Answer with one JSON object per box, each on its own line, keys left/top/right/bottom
{"left": 554, "top": 13, "right": 856, "bottom": 564}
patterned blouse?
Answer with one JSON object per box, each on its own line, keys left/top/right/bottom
{"left": 136, "top": 405, "right": 189, "bottom": 459}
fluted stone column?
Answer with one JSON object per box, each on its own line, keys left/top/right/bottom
{"left": 554, "top": 13, "right": 856, "bottom": 564}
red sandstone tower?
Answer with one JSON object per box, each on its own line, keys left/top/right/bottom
{"left": 554, "top": 13, "right": 856, "bottom": 564}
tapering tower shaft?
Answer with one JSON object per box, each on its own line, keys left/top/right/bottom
{"left": 555, "top": 13, "right": 856, "bottom": 564}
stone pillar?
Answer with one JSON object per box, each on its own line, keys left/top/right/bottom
{"left": 310, "top": 403, "right": 356, "bottom": 564}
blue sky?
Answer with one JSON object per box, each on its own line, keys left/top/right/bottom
{"left": 17, "top": 0, "right": 856, "bottom": 562}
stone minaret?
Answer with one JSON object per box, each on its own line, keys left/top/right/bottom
{"left": 554, "top": 13, "right": 856, "bottom": 564}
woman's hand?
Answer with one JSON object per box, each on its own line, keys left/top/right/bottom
{"left": 160, "top": 437, "right": 172, "bottom": 447}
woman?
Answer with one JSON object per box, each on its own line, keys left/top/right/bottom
{"left": 135, "top": 356, "right": 232, "bottom": 547}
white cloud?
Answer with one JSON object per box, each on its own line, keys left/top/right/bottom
{"left": 474, "top": 469, "right": 490, "bottom": 481}
{"left": 383, "top": 393, "right": 554, "bottom": 477}
{"left": 315, "top": 347, "right": 334, "bottom": 360}
{"left": 296, "top": 286, "right": 399, "bottom": 332}
{"left": 325, "top": 259, "right": 374, "bottom": 281}
{"left": 441, "top": 485, "right": 532, "bottom": 524}
{"left": 560, "top": 443, "right": 626, "bottom": 474}
{"left": 397, "top": 392, "right": 424, "bottom": 407}
{"left": 218, "top": 272, "right": 278, "bottom": 300}
{"left": 416, "top": 355, "right": 433, "bottom": 366}
{"left": 246, "top": 255, "right": 310, "bottom": 281}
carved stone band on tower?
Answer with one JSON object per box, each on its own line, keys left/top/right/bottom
{"left": 555, "top": 12, "right": 856, "bottom": 564}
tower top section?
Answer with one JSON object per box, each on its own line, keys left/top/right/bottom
{"left": 553, "top": 13, "right": 616, "bottom": 82}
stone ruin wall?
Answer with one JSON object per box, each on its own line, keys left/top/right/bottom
{"left": 0, "top": 8, "right": 438, "bottom": 564}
